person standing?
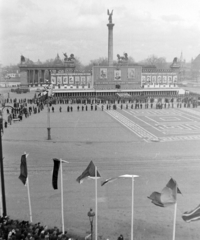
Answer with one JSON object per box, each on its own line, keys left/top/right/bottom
{"left": 118, "top": 234, "right": 124, "bottom": 240}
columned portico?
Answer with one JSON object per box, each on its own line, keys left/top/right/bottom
{"left": 19, "top": 62, "right": 75, "bottom": 86}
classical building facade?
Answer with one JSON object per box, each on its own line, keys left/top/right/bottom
{"left": 19, "top": 12, "right": 182, "bottom": 99}
{"left": 19, "top": 54, "right": 76, "bottom": 87}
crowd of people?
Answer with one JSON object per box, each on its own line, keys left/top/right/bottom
{"left": 0, "top": 215, "right": 125, "bottom": 240}
{"left": 1, "top": 94, "right": 199, "bottom": 129}
{"left": 0, "top": 216, "right": 74, "bottom": 240}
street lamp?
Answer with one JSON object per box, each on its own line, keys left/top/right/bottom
{"left": 87, "top": 208, "right": 95, "bottom": 240}
{"left": 46, "top": 79, "right": 51, "bottom": 140}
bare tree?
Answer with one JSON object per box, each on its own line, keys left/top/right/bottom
{"left": 140, "top": 55, "right": 168, "bottom": 68}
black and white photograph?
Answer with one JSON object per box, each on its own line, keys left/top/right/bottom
{"left": 0, "top": 0, "right": 200, "bottom": 240}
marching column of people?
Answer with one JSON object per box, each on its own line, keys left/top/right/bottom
{"left": 1, "top": 95, "right": 199, "bottom": 131}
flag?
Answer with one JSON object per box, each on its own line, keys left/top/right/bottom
{"left": 182, "top": 204, "right": 200, "bottom": 222}
{"left": 76, "top": 161, "right": 100, "bottom": 184}
{"left": 148, "top": 178, "right": 181, "bottom": 207}
{"left": 85, "top": 234, "right": 91, "bottom": 240}
{"left": 52, "top": 158, "right": 60, "bottom": 189}
{"left": 101, "top": 174, "right": 139, "bottom": 186}
{"left": 37, "top": 90, "right": 48, "bottom": 101}
{"left": 19, "top": 154, "right": 28, "bottom": 185}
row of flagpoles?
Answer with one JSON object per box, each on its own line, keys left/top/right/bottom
{"left": 13, "top": 154, "right": 200, "bottom": 240}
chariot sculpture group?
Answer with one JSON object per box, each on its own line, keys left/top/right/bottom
{"left": 63, "top": 53, "right": 76, "bottom": 62}
{"left": 117, "top": 53, "right": 129, "bottom": 62}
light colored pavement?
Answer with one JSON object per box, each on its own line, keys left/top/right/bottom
{"left": 2, "top": 100, "right": 200, "bottom": 240}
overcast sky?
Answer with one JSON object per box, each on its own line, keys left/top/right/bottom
{"left": 0, "top": 0, "right": 200, "bottom": 66}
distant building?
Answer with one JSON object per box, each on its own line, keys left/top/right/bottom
{"left": 191, "top": 54, "right": 200, "bottom": 82}
{"left": 0, "top": 68, "right": 21, "bottom": 87}
{"left": 5, "top": 73, "right": 20, "bottom": 78}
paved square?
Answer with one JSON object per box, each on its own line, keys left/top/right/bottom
{"left": 2, "top": 99, "right": 200, "bottom": 240}
{"left": 106, "top": 108, "right": 200, "bottom": 141}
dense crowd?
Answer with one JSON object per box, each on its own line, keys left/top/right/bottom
{"left": 0, "top": 216, "right": 125, "bottom": 240}
{"left": 1, "top": 93, "right": 199, "bottom": 130}
{"left": 0, "top": 216, "right": 72, "bottom": 240}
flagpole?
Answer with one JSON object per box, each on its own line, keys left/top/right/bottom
{"left": 172, "top": 202, "right": 177, "bottom": 240}
{"left": 95, "top": 166, "right": 98, "bottom": 240}
{"left": 60, "top": 159, "right": 65, "bottom": 234}
{"left": 172, "top": 182, "right": 177, "bottom": 240}
{"left": 25, "top": 153, "right": 32, "bottom": 223}
{"left": 0, "top": 184, "right": 2, "bottom": 216}
{"left": 26, "top": 177, "right": 32, "bottom": 223}
{"left": 131, "top": 176, "right": 134, "bottom": 240}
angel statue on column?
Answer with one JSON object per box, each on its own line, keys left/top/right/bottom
{"left": 107, "top": 9, "right": 113, "bottom": 24}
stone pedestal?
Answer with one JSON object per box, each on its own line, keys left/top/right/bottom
{"left": 107, "top": 23, "right": 115, "bottom": 66}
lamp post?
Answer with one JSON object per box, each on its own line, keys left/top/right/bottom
{"left": 46, "top": 78, "right": 51, "bottom": 140}
{"left": 87, "top": 208, "right": 95, "bottom": 240}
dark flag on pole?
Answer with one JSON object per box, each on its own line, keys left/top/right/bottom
{"left": 76, "top": 161, "right": 101, "bottom": 184}
{"left": 19, "top": 154, "right": 28, "bottom": 185}
{"left": 52, "top": 158, "right": 60, "bottom": 189}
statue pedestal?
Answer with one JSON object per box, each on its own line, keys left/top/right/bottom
{"left": 107, "top": 23, "right": 115, "bottom": 28}
{"left": 118, "top": 60, "right": 129, "bottom": 66}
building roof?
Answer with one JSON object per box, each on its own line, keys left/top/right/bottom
{"left": 192, "top": 54, "right": 200, "bottom": 69}
{"left": 193, "top": 54, "right": 200, "bottom": 63}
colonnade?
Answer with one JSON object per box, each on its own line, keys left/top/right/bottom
{"left": 27, "top": 69, "right": 46, "bottom": 85}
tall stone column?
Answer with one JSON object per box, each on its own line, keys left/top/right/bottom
{"left": 33, "top": 70, "right": 35, "bottom": 86}
{"left": 107, "top": 23, "right": 114, "bottom": 66}
{"left": 42, "top": 70, "right": 45, "bottom": 84}
{"left": 27, "top": 70, "right": 30, "bottom": 85}
{"left": 30, "top": 70, "right": 33, "bottom": 84}
{"left": 38, "top": 70, "right": 41, "bottom": 85}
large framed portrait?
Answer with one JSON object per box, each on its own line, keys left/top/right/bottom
{"left": 63, "top": 76, "right": 68, "bottom": 84}
{"left": 147, "top": 76, "right": 151, "bottom": 83}
{"left": 157, "top": 75, "right": 162, "bottom": 83}
{"left": 100, "top": 68, "right": 107, "bottom": 79}
{"left": 51, "top": 76, "right": 56, "bottom": 84}
{"left": 173, "top": 76, "right": 177, "bottom": 83}
{"left": 128, "top": 68, "right": 135, "bottom": 79}
{"left": 168, "top": 75, "right": 173, "bottom": 83}
{"left": 69, "top": 76, "right": 74, "bottom": 85}
{"left": 81, "top": 76, "right": 86, "bottom": 84}
{"left": 75, "top": 76, "right": 80, "bottom": 84}
{"left": 57, "top": 76, "right": 62, "bottom": 85}
{"left": 114, "top": 70, "right": 121, "bottom": 81}
{"left": 152, "top": 76, "right": 156, "bottom": 83}
{"left": 163, "top": 76, "right": 167, "bottom": 84}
